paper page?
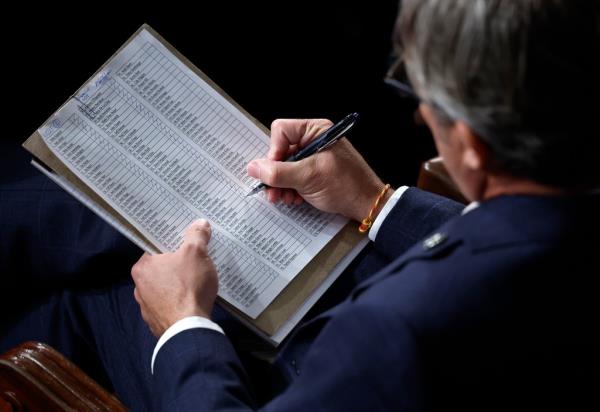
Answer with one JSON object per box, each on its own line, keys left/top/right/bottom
{"left": 37, "top": 28, "right": 347, "bottom": 319}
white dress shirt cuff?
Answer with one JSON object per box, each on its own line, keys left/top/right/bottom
{"left": 151, "top": 316, "right": 224, "bottom": 374}
{"left": 461, "top": 201, "right": 480, "bottom": 215}
{"left": 368, "top": 186, "right": 409, "bottom": 242}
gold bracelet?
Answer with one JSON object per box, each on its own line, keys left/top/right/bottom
{"left": 358, "top": 184, "right": 391, "bottom": 234}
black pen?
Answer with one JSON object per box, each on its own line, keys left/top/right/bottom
{"left": 246, "top": 112, "right": 359, "bottom": 197}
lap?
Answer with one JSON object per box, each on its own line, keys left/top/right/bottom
{"left": 0, "top": 173, "right": 141, "bottom": 290}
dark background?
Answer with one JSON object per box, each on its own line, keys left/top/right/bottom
{"left": 2, "top": 1, "right": 436, "bottom": 187}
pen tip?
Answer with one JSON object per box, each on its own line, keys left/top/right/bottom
{"left": 246, "top": 184, "right": 265, "bottom": 197}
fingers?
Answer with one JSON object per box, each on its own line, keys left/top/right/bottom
{"left": 247, "top": 158, "right": 309, "bottom": 190}
{"left": 269, "top": 119, "right": 307, "bottom": 160}
{"left": 266, "top": 187, "right": 282, "bottom": 203}
{"left": 248, "top": 160, "right": 303, "bottom": 203}
{"left": 246, "top": 118, "right": 332, "bottom": 198}
{"left": 182, "top": 219, "right": 212, "bottom": 254}
{"left": 269, "top": 119, "right": 332, "bottom": 160}
{"left": 266, "top": 188, "right": 302, "bottom": 205}
{"left": 282, "top": 189, "right": 296, "bottom": 205}
{"left": 246, "top": 118, "right": 332, "bottom": 205}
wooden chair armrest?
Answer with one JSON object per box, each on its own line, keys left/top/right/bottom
{"left": 417, "top": 157, "right": 468, "bottom": 204}
{"left": 0, "top": 341, "right": 126, "bottom": 412}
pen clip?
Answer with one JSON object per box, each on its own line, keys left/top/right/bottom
{"left": 316, "top": 121, "right": 355, "bottom": 152}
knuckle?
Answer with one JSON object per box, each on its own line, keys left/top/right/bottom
{"left": 131, "top": 263, "right": 142, "bottom": 279}
{"left": 316, "top": 118, "right": 333, "bottom": 128}
{"left": 181, "top": 242, "right": 196, "bottom": 255}
{"left": 182, "top": 241, "right": 207, "bottom": 256}
{"left": 196, "top": 242, "right": 208, "bottom": 255}
{"left": 133, "top": 288, "right": 141, "bottom": 303}
{"left": 271, "top": 119, "right": 283, "bottom": 131}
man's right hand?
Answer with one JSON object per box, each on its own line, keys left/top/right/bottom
{"left": 247, "top": 118, "right": 393, "bottom": 223}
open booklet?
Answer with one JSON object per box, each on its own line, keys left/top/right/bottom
{"left": 23, "top": 24, "right": 368, "bottom": 345}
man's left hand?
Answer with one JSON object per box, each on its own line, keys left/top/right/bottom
{"left": 131, "top": 219, "right": 218, "bottom": 337}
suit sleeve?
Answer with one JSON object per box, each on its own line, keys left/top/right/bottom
{"left": 152, "top": 328, "right": 256, "bottom": 411}
{"left": 152, "top": 305, "right": 424, "bottom": 411}
{"left": 372, "top": 187, "right": 464, "bottom": 260}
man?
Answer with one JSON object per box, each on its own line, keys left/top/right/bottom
{"left": 2, "top": 0, "right": 599, "bottom": 410}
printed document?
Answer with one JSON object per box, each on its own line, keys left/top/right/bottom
{"left": 38, "top": 29, "right": 347, "bottom": 319}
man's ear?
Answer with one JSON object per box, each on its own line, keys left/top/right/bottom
{"left": 454, "top": 121, "right": 491, "bottom": 173}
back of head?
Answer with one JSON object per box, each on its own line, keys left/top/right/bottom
{"left": 399, "top": 0, "right": 600, "bottom": 189}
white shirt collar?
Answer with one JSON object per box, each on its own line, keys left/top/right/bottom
{"left": 461, "top": 201, "right": 480, "bottom": 215}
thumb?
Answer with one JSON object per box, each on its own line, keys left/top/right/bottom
{"left": 183, "top": 219, "right": 212, "bottom": 252}
{"left": 247, "top": 158, "right": 309, "bottom": 190}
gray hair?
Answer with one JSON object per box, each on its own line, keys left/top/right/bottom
{"left": 398, "top": 0, "right": 600, "bottom": 187}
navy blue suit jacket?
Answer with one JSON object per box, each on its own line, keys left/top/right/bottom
{"left": 152, "top": 188, "right": 600, "bottom": 411}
